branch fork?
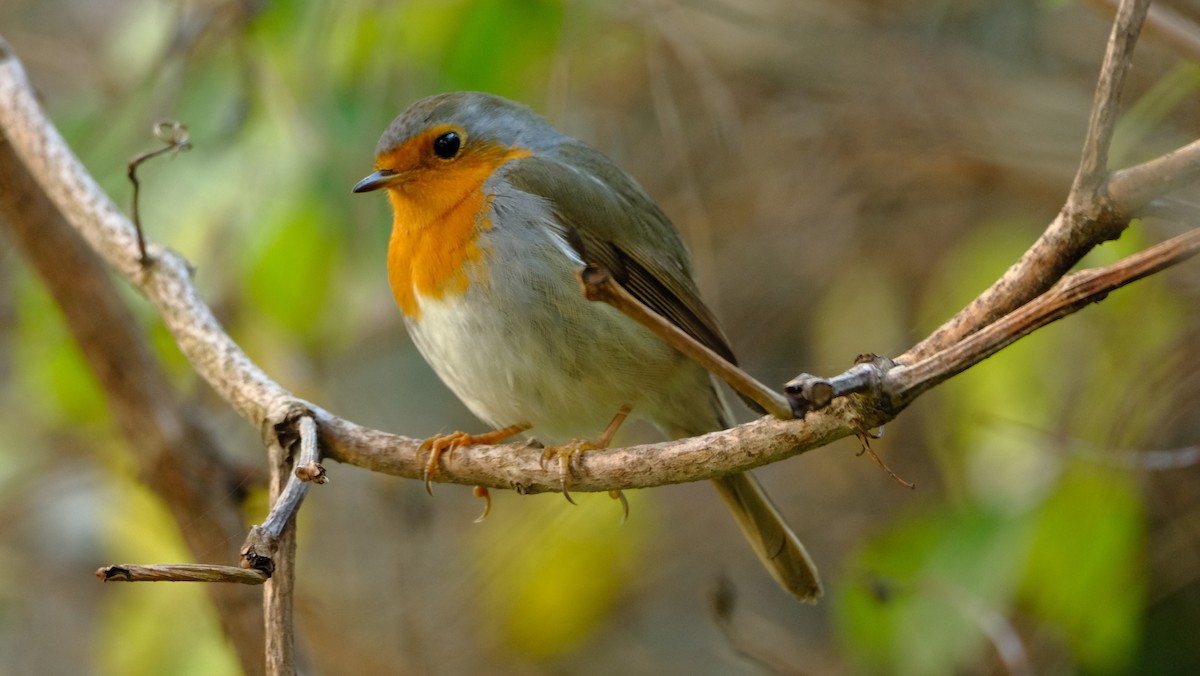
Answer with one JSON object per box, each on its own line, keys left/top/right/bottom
{"left": 241, "top": 406, "right": 324, "bottom": 575}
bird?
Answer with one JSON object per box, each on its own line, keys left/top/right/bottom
{"left": 353, "top": 91, "right": 821, "bottom": 602}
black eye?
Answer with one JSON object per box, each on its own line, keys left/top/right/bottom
{"left": 433, "top": 131, "right": 461, "bottom": 159}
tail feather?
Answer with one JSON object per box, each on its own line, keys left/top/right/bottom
{"left": 711, "top": 471, "right": 822, "bottom": 602}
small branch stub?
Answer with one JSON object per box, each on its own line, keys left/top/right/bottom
{"left": 240, "top": 528, "right": 277, "bottom": 577}
{"left": 293, "top": 412, "right": 326, "bottom": 483}
{"left": 295, "top": 461, "right": 327, "bottom": 483}
{"left": 785, "top": 354, "right": 895, "bottom": 418}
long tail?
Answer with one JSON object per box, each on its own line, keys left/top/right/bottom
{"left": 710, "top": 471, "right": 822, "bottom": 602}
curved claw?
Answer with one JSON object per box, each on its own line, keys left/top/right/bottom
{"left": 421, "top": 440, "right": 449, "bottom": 496}
{"left": 560, "top": 448, "right": 578, "bottom": 505}
{"left": 419, "top": 424, "right": 531, "bottom": 495}
{"left": 609, "top": 490, "right": 629, "bottom": 524}
{"left": 419, "top": 437, "right": 437, "bottom": 495}
{"left": 538, "top": 407, "right": 632, "bottom": 505}
{"left": 472, "top": 485, "right": 492, "bottom": 522}
{"left": 419, "top": 432, "right": 469, "bottom": 495}
{"left": 422, "top": 458, "right": 437, "bottom": 495}
{"left": 544, "top": 441, "right": 589, "bottom": 504}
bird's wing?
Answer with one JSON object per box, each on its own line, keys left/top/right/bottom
{"left": 504, "top": 142, "right": 738, "bottom": 366}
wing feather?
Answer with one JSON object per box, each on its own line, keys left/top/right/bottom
{"left": 504, "top": 144, "right": 737, "bottom": 365}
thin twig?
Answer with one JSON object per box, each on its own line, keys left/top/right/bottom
{"left": 293, "top": 414, "right": 326, "bottom": 483}
{"left": 127, "top": 121, "right": 191, "bottom": 264}
{"left": 855, "top": 426, "right": 914, "bottom": 490}
{"left": 1088, "top": 0, "right": 1200, "bottom": 60}
{"left": 578, "top": 264, "right": 794, "bottom": 420}
{"left": 888, "top": 228, "right": 1200, "bottom": 404}
{"left": 785, "top": 356, "right": 891, "bottom": 418}
{"left": 257, "top": 451, "right": 311, "bottom": 543}
{"left": 1108, "top": 138, "right": 1200, "bottom": 213}
{"left": 902, "top": 0, "right": 1154, "bottom": 364}
{"left": 97, "top": 564, "right": 268, "bottom": 585}
{"left": 1073, "top": 0, "right": 1151, "bottom": 192}
{"left": 242, "top": 411, "right": 318, "bottom": 574}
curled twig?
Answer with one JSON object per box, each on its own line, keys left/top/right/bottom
{"left": 127, "top": 121, "right": 191, "bottom": 264}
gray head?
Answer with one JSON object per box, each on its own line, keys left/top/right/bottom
{"left": 352, "top": 92, "right": 571, "bottom": 195}
{"left": 377, "top": 92, "right": 566, "bottom": 156}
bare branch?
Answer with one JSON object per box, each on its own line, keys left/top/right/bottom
{"left": 579, "top": 264, "right": 793, "bottom": 419}
{"left": 263, "top": 429, "right": 299, "bottom": 676}
{"left": 97, "top": 564, "right": 268, "bottom": 585}
{"left": 1090, "top": 0, "right": 1200, "bottom": 60}
{"left": 241, "top": 410, "right": 320, "bottom": 574}
{"left": 1074, "top": 0, "right": 1150, "bottom": 191}
{"left": 3, "top": 25, "right": 1198, "bottom": 498}
{"left": 0, "top": 38, "right": 290, "bottom": 428}
{"left": 0, "top": 43, "right": 264, "bottom": 673}
{"left": 785, "top": 355, "right": 891, "bottom": 418}
{"left": 1108, "top": 138, "right": 1200, "bottom": 213}
{"left": 313, "top": 402, "right": 863, "bottom": 492}
{"left": 127, "top": 121, "right": 191, "bottom": 263}
{"left": 294, "top": 412, "right": 327, "bottom": 483}
{"left": 890, "top": 228, "right": 1200, "bottom": 404}
{"left": 900, "top": 0, "right": 1166, "bottom": 363}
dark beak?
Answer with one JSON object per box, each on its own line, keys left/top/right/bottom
{"left": 353, "top": 169, "right": 400, "bottom": 193}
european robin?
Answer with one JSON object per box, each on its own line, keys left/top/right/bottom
{"left": 354, "top": 92, "right": 821, "bottom": 602}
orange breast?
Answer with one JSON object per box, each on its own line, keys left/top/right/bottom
{"left": 382, "top": 140, "right": 531, "bottom": 319}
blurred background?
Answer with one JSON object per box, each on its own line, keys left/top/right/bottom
{"left": 2, "top": 0, "right": 1200, "bottom": 673}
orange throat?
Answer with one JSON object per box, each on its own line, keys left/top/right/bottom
{"left": 382, "top": 144, "right": 531, "bottom": 320}
{"left": 386, "top": 189, "right": 485, "bottom": 320}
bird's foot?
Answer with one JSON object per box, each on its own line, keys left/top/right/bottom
{"left": 539, "top": 438, "right": 594, "bottom": 505}
{"left": 418, "top": 422, "right": 531, "bottom": 495}
{"left": 539, "top": 405, "right": 632, "bottom": 521}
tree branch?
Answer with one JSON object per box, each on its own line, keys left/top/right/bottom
{"left": 97, "top": 564, "right": 268, "bottom": 585}
{"left": 0, "top": 50, "right": 265, "bottom": 676}
{"left": 901, "top": 0, "right": 1154, "bottom": 363}
{"left": 1108, "top": 138, "right": 1200, "bottom": 213}
{"left": 1089, "top": 0, "right": 1200, "bottom": 59}
{"left": 1074, "top": 0, "right": 1150, "bottom": 190}
{"left": 262, "top": 427, "right": 299, "bottom": 676}
{"left": 241, "top": 410, "right": 320, "bottom": 574}
{"left": 884, "top": 227, "right": 1200, "bottom": 405}
{"left": 0, "top": 0, "right": 1197, "bottom": 502}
